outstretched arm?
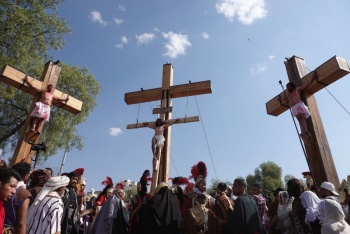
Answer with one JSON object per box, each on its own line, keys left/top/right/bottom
{"left": 164, "top": 118, "right": 180, "bottom": 128}
{"left": 297, "top": 71, "right": 317, "bottom": 92}
{"left": 24, "top": 76, "right": 41, "bottom": 93}
{"left": 143, "top": 122, "right": 155, "bottom": 129}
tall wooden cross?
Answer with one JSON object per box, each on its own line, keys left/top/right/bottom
{"left": 125, "top": 64, "right": 212, "bottom": 192}
{"left": 266, "top": 56, "right": 350, "bottom": 188}
{"left": 0, "top": 61, "right": 83, "bottom": 166}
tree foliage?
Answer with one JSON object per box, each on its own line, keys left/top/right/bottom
{"left": 0, "top": 0, "right": 100, "bottom": 160}
{"left": 246, "top": 161, "right": 284, "bottom": 196}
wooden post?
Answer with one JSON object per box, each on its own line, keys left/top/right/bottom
{"left": 0, "top": 61, "right": 83, "bottom": 166}
{"left": 266, "top": 56, "right": 350, "bottom": 189}
{"left": 125, "top": 64, "right": 212, "bottom": 192}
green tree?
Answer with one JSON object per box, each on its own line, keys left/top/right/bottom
{"left": 0, "top": 1, "right": 100, "bottom": 160}
{"left": 246, "top": 161, "right": 284, "bottom": 197}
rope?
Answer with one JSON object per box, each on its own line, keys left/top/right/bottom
{"left": 194, "top": 96, "right": 218, "bottom": 180}
{"left": 170, "top": 155, "right": 179, "bottom": 176}
{"left": 306, "top": 67, "right": 350, "bottom": 117}
{"left": 324, "top": 88, "right": 350, "bottom": 116}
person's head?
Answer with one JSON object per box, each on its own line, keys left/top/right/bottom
{"left": 319, "top": 181, "right": 339, "bottom": 198}
{"left": 287, "top": 178, "right": 305, "bottom": 198}
{"left": 251, "top": 183, "right": 262, "bottom": 195}
{"left": 195, "top": 193, "right": 208, "bottom": 206}
{"left": 106, "top": 186, "right": 114, "bottom": 199}
{"left": 155, "top": 118, "right": 164, "bottom": 127}
{"left": 216, "top": 182, "right": 227, "bottom": 195}
{"left": 273, "top": 188, "right": 284, "bottom": 200}
{"left": 12, "top": 162, "right": 31, "bottom": 182}
{"left": 45, "top": 167, "right": 53, "bottom": 176}
{"left": 226, "top": 185, "right": 233, "bottom": 197}
{"left": 28, "top": 169, "right": 51, "bottom": 188}
{"left": 0, "top": 169, "right": 21, "bottom": 202}
{"left": 116, "top": 189, "right": 126, "bottom": 200}
{"left": 195, "top": 177, "right": 206, "bottom": 193}
{"left": 232, "top": 178, "right": 247, "bottom": 196}
{"left": 47, "top": 84, "right": 54, "bottom": 92}
{"left": 67, "top": 171, "right": 79, "bottom": 188}
{"left": 286, "top": 82, "right": 296, "bottom": 92}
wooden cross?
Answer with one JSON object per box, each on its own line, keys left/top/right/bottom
{"left": 0, "top": 61, "right": 83, "bottom": 166}
{"left": 266, "top": 56, "right": 350, "bottom": 188}
{"left": 125, "top": 64, "right": 212, "bottom": 192}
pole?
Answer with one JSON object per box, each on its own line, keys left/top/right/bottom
{"left": 58, "top": 149, "right": 68, "bottom": 175}
{"left": 278, "top": 80, "right": 318, "bottom": 189}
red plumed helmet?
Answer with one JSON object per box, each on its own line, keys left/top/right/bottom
{"left": 189, "top": 161, "right": 207, "bottom": 180}
{"left": 74, "top": 168, "right": 84, "bottom": 176}
{"left": 116, "top": 181, "right": 124, "bottom": 190}
{"left": 101, "top": 176, "right": 113, "bottom": 187}
{"left": 172, "top": 177, "right": 190, "bottom": 186}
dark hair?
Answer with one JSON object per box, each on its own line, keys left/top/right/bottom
{"left": 252, "top": 183, "right": 262, "bottom": 189}
{"left": 12, "top": 162, "right": 31, "bottom": 179}
{"left": 0, "top": 168, "right": 21, "bottom": 184}
{"left": 287, "top": 178, "right": 304, "bottom": 197}
{"left": 216, "top": 182, "right": 227, "bottom": 192}
{"left": 286, "top": 82, "right": 296, "bottom": 90}
{"left": 45, "top": 167, "right": 53, "bottom": 175}
{"left": 155, "top": 118, "right": 164, "bottom": 127}
{"left": 67, "top": 171, "right": 79, "bottom": 178}
{"left": 234, "top": 178, "right": 247, "bottom": 188}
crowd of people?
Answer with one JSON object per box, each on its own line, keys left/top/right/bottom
{"left": 0, "top": 161, "right": 350, "bottom": 233}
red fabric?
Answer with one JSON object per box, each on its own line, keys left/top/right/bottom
{"left": 96, "top": 195, "right": 106, "bottom": 206}
{"left": 0, "top": 202, "right": 4, "bottom": 233}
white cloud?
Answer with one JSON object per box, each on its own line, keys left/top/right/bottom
{"left": 114, "top": 18, "right": 124, "bottom": 25}
{"left": 251, "top": 64, "right": 267, "bottom": 75}
{"left": 136, "top": 33, "right": 156, "bottom": 45}
{"left": 216, "top": 0, "right": 267, "bottom": 25}
{"left": 116, "top": 36, "right": 128, "bottom": 49}
{"left": 268, "top": 55, "right": 275, "bottom": 60}
{"left": 202, "top": 32, "right": 209, "bottom": 40}
{"left": 118, "top": 5, "right": 126, "bottom": 11}
{"left": 89, "top": 10, "right": 108, "bottom": 27}
{"left": 154, "top": 27, "right": 160, "bottom": 32}
{"left": 109, "top": 127, "right": 122, "bottom": 136}
{"left": 162, "top": 32, "right": 191, "bottom": 58}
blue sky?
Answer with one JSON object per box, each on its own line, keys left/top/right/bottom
{"left": 10, "top": 0, "right": 350, "bottom": 192}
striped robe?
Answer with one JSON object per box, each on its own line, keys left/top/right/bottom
{"left": 27, "top": 191, "right": 63, "bottom": 234}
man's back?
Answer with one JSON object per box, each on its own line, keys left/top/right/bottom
{"left": 226, "top": 195, "right": 262, "bottom": 234}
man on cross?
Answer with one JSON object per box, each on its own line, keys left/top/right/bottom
{"left": 143, "top": 118, "right": 179, "bottom": 170}
{"left": 24, "top": 76, "right": 69, "bottom": 134}
{"left": 280, "top": 72, "right": 317, "bottom": 139}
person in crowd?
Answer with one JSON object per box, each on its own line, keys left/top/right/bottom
{"left": 180, "top": 193, "right": 220, "bottom": 234}
{"left": 266, "top": 188, "right": 284, "bottom": 234}
{"left": 318, "top": 198, "right": 350, "bottom": 233}
{"left": 138, "top": 182, "right": 181, "bottom": 234}
{"left": 0, "top": 169, "right": 21, "bottom": 233}
{"left": 27, "top": 176, "right": 69, "bottom": 234}
{"left": 300, "top": 190, "right": 322, "bottom": 233}
{"left": 61, "top": 171, "right": 80, "bottom": 234}
{"left": 27, "top": 168, "right": 51, "bottom": 202}
{"left": 319, "top": 181, "right": 340, "bottom": 202}
{"left": 277, "top": 191, "right": 294, "bottom": 234}
{"left": 214, "top": 182, "right": 234, "bottom": 233}
{"left": 4, "top": 162, "right": 32, "bottom": 234}
{"left": 287, "top": 178, "right": 312, "bottom": 234}
{"left": 226, "top": 178, "right": 262, "bottom": 233}
{"left": 251, "top": 183, "right": 267, "bottom": 233}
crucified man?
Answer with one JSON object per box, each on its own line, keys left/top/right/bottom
{"left": 279, "top": 71, "right": 317, "bottom": 142}
{"left": 24, "top": 76, "right": 69, "bottom": 134}
{"left": 143, "top": 118, "right": 179, "bottom": 170}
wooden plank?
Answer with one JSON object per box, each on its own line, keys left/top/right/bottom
{"left": 0, "top": 65, "right": 83, "bottom": 114}
{"left": 170, "top": 80, "right": 212, "bottom": 98}
{"left": 152, "top": 106, "right": 172, "bottom": 114}
{"left": 266, "top": 56, "right": 350, "bottom": 116}
{"left": 126, "top": 116, "right": 200, "bottom": 129}
{"left": 124, "top": 80, "right": 212, "bottom": 105}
